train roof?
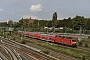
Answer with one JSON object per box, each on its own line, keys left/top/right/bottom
{"left": 48, "top": 35, "right": 55, "bottom": 36}
{"left": 40, "top": 34, "right": 47, "bottom": 35}
{"left": 57, "top": 35, "right": 76, "bottom": 39}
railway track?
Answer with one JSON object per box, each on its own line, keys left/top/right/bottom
{"left": 2, "top": 37, "right": 80, "bottom": 60}
{"left": 1, "top": 36, "right": 90, "bottom": 60}
{"left": 24, "top": 37, "right": 90, "bottom": 60}
{"left": 0, "top": 37, "right": 59, "bottom": 60}
{"left": 26, "top": 42, "right": 79, "bottom": 60}
{"left": 0, "top": 43, "right": 20, "bottom": 60}
{"left": 77, "top": 46, "right": 90, "bottom": 52}
{"left": 0, "top": 49, "right": 9, "bottom": 60}
{"left": 26, "top": 37, "right": 90, "bottom": 52}
{"left": 0, "top": 45, "right": 10, "bottom": 60}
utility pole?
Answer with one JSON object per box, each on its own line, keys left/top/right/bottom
{"left": 21, "top": 26, "right": 24, "bottom": 40}
{"left": 78, "top": 26, "right": 82, "bottom": 45}
{"left": 53, "top": 27, "right": 55, "bottom": 33}
{"left": 2, "top": 27, "right": 4, "bottom": 35}
{"left": 46, "top": 27, "right": 49, "bottom": 42}
{"left": 21, "top": 18, "right": 24, "bottom": 41}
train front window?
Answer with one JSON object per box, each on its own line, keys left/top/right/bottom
{"left": 72, "top": 40, "right": 76, "bottom": 42}
{"left": 59, "top": 36, "right": 62, "bottom": 37}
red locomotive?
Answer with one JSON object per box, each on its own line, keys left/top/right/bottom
{"left": 18, "top": 31, "right": 77, "bottom": 47}
{"left": 54, "top": 36, "right": 77, "bottom": 46}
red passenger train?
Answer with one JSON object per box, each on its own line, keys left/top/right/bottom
{"left": 18, "top": 31, "right": 77, "bottom": 47}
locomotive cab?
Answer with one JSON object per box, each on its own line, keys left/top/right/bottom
{"left": 71, "top": 39, "right": 77, "bottom": 47}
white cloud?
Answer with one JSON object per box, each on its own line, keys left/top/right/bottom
{"left": 30, "top": 4, "right": 42, "bottom": 12}
{"left": 20, "top": 15, "right": 38, "bottom": 19}
{"left": 0, "top": 9, "right": 2, "bottom": 11}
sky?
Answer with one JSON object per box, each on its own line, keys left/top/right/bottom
{"left": 0, "top": 0, "right": 90, "bottom": 22}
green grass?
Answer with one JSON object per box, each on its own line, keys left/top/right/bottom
{"left": 0, "top": 33, "right": 7, "bottom": 38}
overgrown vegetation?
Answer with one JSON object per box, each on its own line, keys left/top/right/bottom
{"left": 21, "top": 40, "right": 26, "bottom": 44}
{"left": 42, "top": 50, "right": 50, "bottom": 54}
{"left": 25, "top": 38, "right": 90, "bottom": 59}
{"left": 1, "top": 31, "right": 90, "bottom": 60}
{"left": 0, "top": 33, "right": 6, "bottom": 38}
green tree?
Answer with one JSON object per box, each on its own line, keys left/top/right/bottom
{"left": 0, "top": 22, "right": 7, "bottom": 27}
{"left": 52, "top": 12, "right": 57, "bottom": 27}
{"left": 67, "top": 17, "right": 72, "bottom": 28}
{"left": 72, "top": 15, "right": 86, "bottom": 30}
{"left": 86, "top": 18, "right": 90, "bottom": 30}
